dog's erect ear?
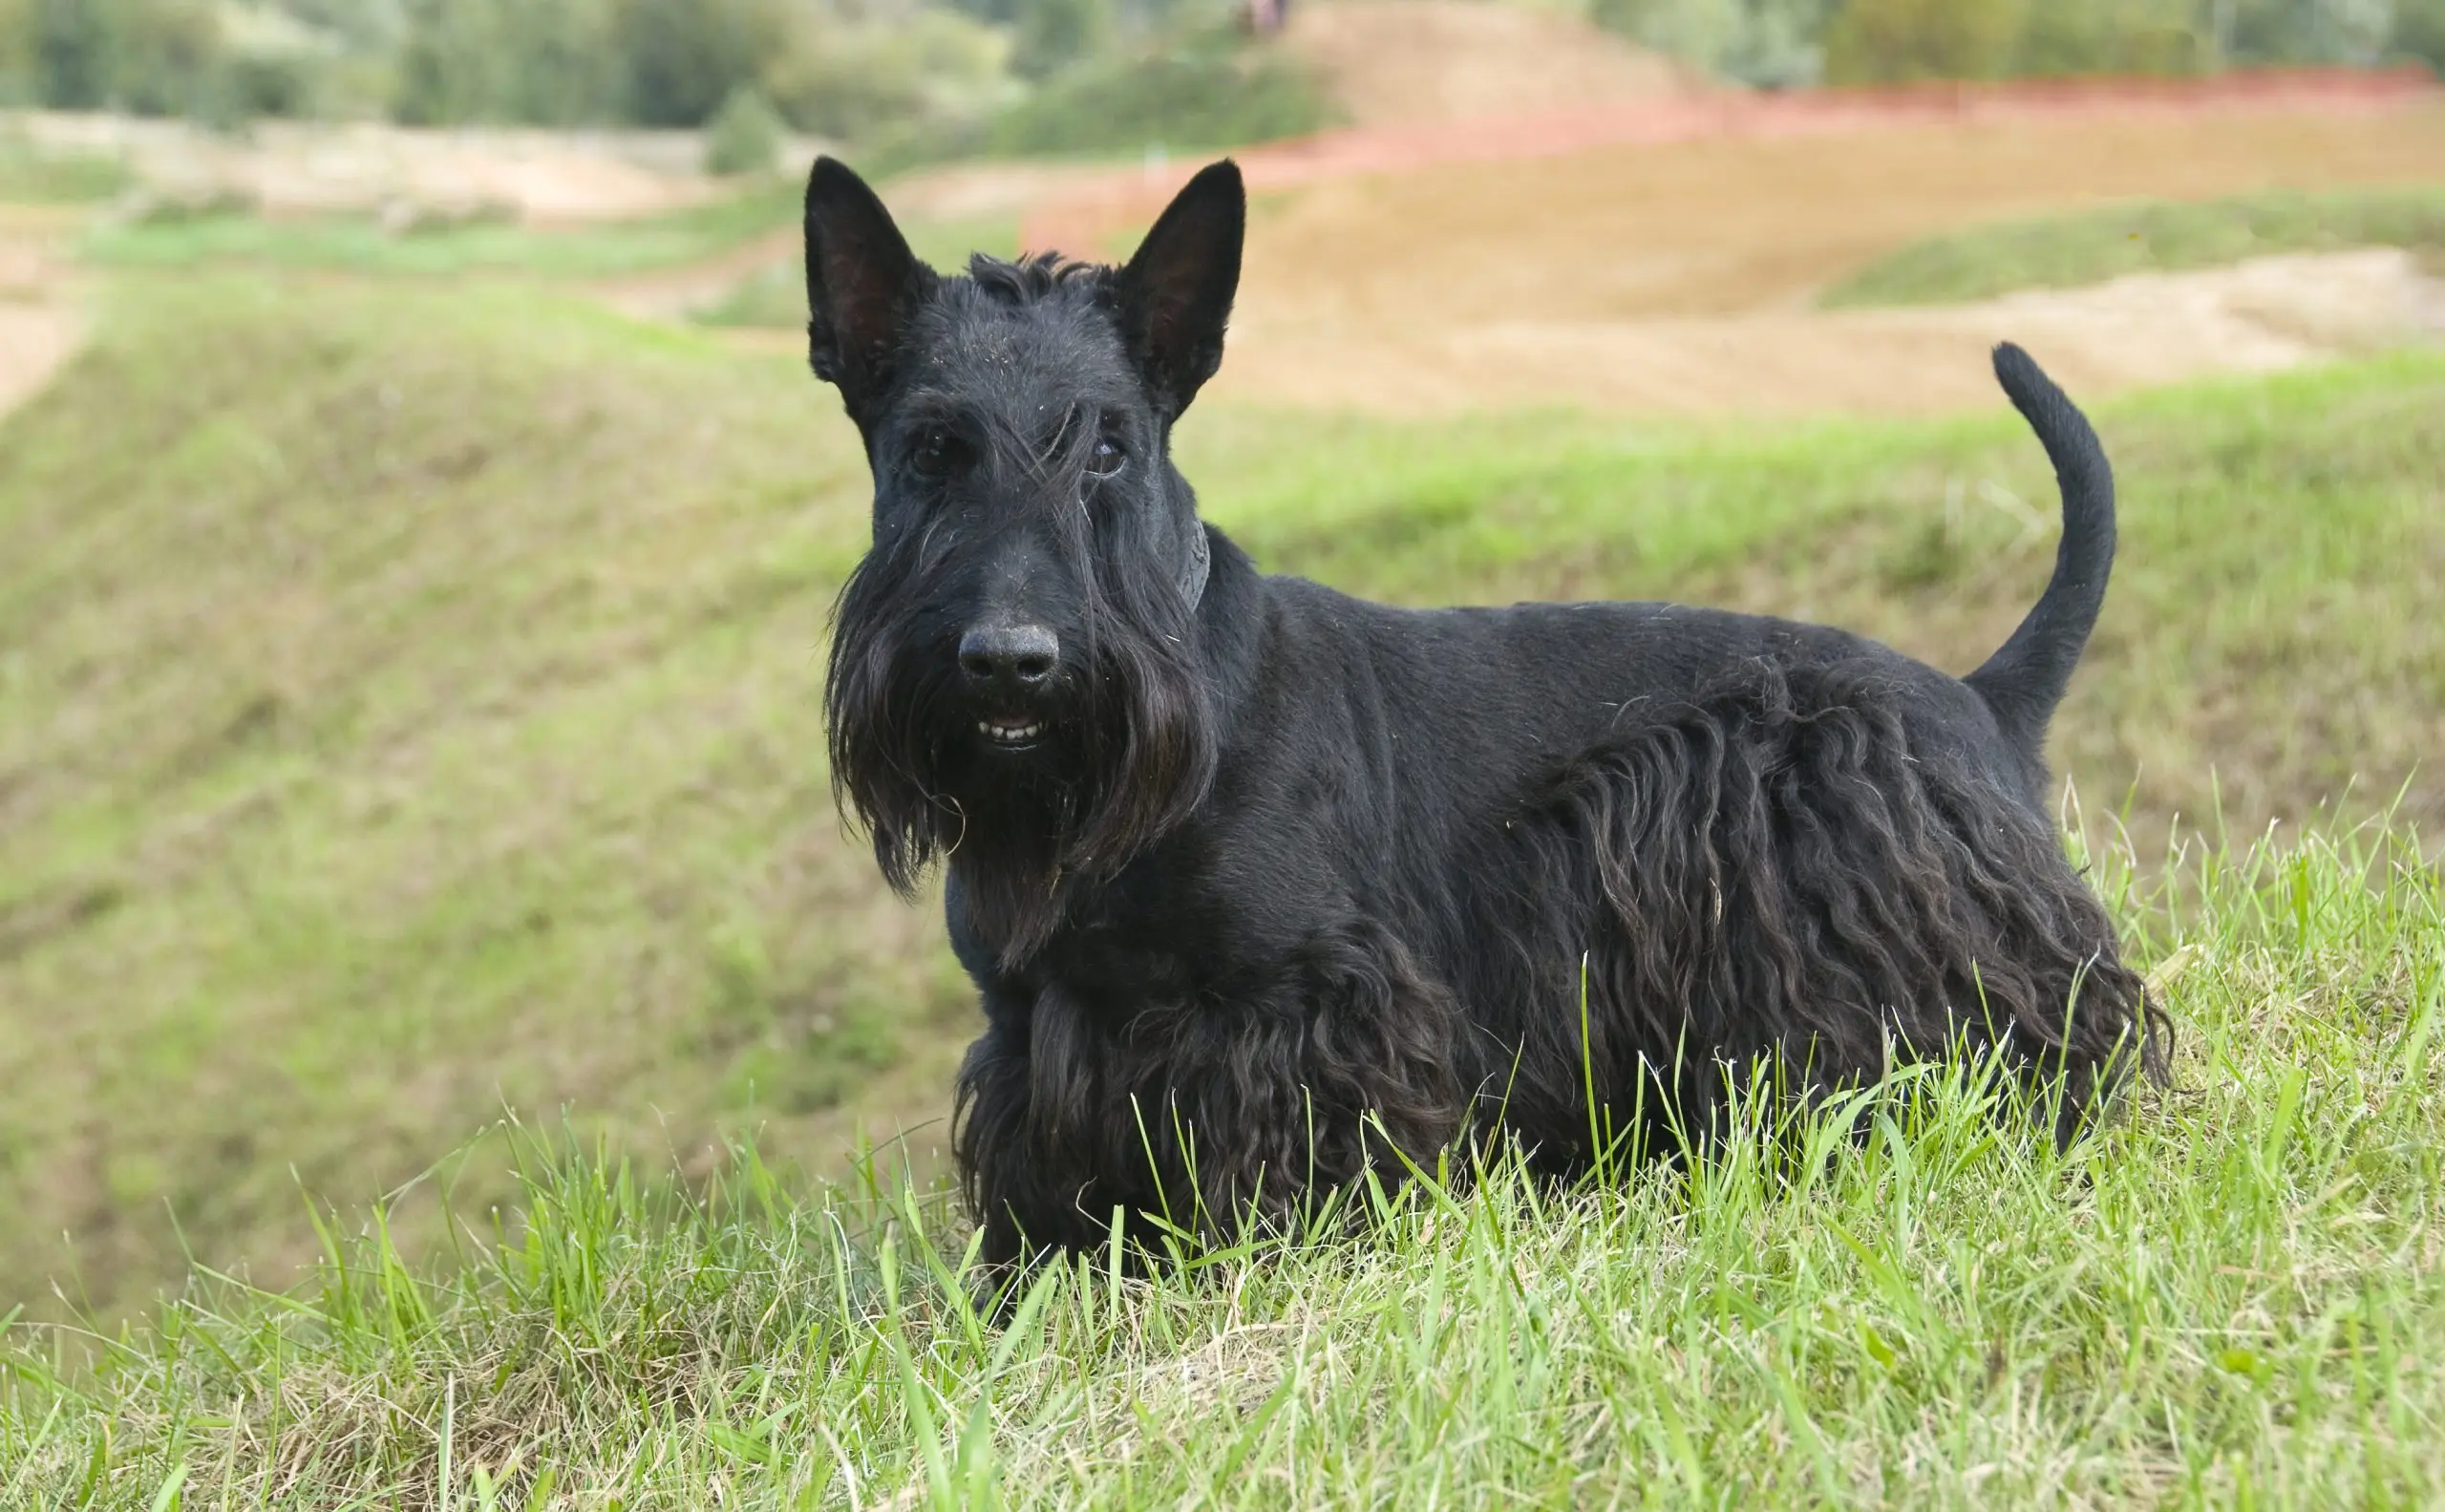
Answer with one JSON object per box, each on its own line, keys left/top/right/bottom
{"left": 1116, "top": 160, "right": 1244, "bottom": 416}
{"left": 804, "top": 157, "right": 927, "bottom": 416}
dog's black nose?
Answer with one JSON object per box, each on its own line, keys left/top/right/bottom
{"left": 959, "top": 624, "right": 1059, "bottom": 688}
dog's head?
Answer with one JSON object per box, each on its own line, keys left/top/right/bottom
{"left": 809, "top": 156, "right": 1242, "bottom": 955}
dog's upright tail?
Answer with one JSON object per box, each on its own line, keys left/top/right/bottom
{"left": 1966, "top": 343, "right": 2115, "bottom": 759}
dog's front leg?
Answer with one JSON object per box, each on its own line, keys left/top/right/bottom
{"left": 950, "top": 982, "right": 1124, "bottom": 1272}
{"left": 1114, "top": 921, "right": 1471, "bottom": 1245}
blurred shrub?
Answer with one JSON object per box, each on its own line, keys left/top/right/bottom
{"left": 393, "top": 0, "right": 512, "bottom": 125}
{"left": 216, "top": 50, "right": 315, "bottom": 118}
{"left": 972, "top": 39, "right": 1332, "bottom": 158}
{"left": 763, "top": 7, "right": 1011, "bottom": 141}
{"left": 0, "top": 125, "right": 136, "bottom": 200}
{"left": 114, "top": 0, "right": 222, "bottom": 117}
{"left": 492, "top": 0, "right": 622, "bottom": 125}
{"left": 21, "top": 0, "right": 107, "bottom": 109}
{"left": 1618, "top": 0, "right": 2426, "bottom": 85}
{"left": 15, "top": 0, "right": 2417, "bottom": 145}
{"left": 1010, "top": 0, "right": 1113, "bottom": 80}
{"left": 2013, "top": 0, "right": 2200, "bottom": 77}
{"left": 113, "top": 182, "right": 263, "bottom": 222}
{"left": 2398, "top": 0, "right": 2445, "bottom": 70}
{"left": 18, "top": 0, "right": 219, "bottom": 114}
{"left": 1825, "top": 0, "right": 2212, "bottom": 84}
{"left": 0, "top": 0, "right": 325, "bottom": 121}
{"left": 2218, "top": 0, "right": 2396, "bottom": 65}
{"left": 1822, "top": 0, "right": 2022, "bottom": 83}
{"left": 612, "top": 0, "right": 789, "bottom": 127}
{"left": 703, "top": 82, "right": 784, "bottom": 174}
{"left": 394, "top": 0, "right": 788, "bottom": 128}
{"left": 0, "top": 0, "right": 29, "bottom": 105}
{"left": 1588, "top": 0, "right": 1831, "bottom": 88}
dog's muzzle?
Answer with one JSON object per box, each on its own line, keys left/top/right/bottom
{"left": 959, "top": 622, "right": 1060, "bottom": 748}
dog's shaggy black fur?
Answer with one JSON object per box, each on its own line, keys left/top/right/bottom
{"left": 803, "top": 156, "right": 2170, "bottom": 1266}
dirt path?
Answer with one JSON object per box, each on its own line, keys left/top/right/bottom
{"left": 12, "top": 113, "right": 737, "bottom": 224}
{"left": 1216, "top": 247, "right": 2445, "bottom": 416}
{"left": 684, "top": 101, "right": 2445, "bottom": 416}
{"left": 1282, "top": 1, "right": 1701, "bottom": 130}
{"left": 0, "top": 208, "right": 83, "bottom": 425}
{"left": 1199, "top": 98, "right": 2445, "bottom": 415}
{"left": 383, "top": 55, "right": 2445, "bottom": 420}
{"left": 1021, "top": 65, "right": 2439, "bottom": 256}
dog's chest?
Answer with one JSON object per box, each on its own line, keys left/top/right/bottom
{"left": 1031, "top": 876, "right": 1217, "bottom": 1019}
{"left": 1030, "top": 844, "right": 1325, "bottom": 1024}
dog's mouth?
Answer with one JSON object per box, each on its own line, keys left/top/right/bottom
{"left": 975, "top": 713, "right": 1047, "bottom": 748}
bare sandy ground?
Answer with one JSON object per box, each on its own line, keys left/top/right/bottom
{"left": 10, "top": 80, "right": 2445, "bottom": 425}
{"left": 1216, "top": 247, "right": 2445, "bottom": 416}
{"left": 0, "top": 209, "right": 82, "bottom": 424}
{"left": 1231, "top": 104, "right": 2445, "bottom": 326}
{"left": 1282, "top": 0, "right": 1702, "bottom": 129}
{"left": 1197, "top": 102, "right": 2445, "bottom": 415}
{"left": 8, "top": 112, "right": 783, "bottom": 224}
{"left": 0, "top": 304, "right": 81, "bottom": 419}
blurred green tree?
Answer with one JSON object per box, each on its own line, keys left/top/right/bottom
{"left": 703, "top": 80, "right": 784, "bottom": 172}
{"left": 2396, "top": 0, "right": 2445, "bottom": 67}
{"left": 2217, "top": 0, "right": 2397, "bottom": 64}
{"left": 1010, "top": 0, "right": 1113, "bottom": 81}
{"left": 0, "top": 0, "right": 32, "bottom": 105}
{"left": 1822, "top": 0, "right": 2022, "bottom": 83}
{"left": 96, "top": 0, "right": 226, "bottom": 116}
{"left": 1589, "top": 0, "right": 1833, "bottom": 87}
{"left": 29, "top": 0, "right": 115, "bottom": 108}
{"left": 2013, "top": 0, "right": 2200, "bottom": 75}
{"left": 612, "top": 0, "right": 785, "bottom": 126}
{"left": 981, "top": 39, "right": 1329, "bottom": 155}
{"left": 393, "top": 0, "right": 507, "bottom": 123}
{"left": 763, "top": 3, "right": 1015, "bottom": 149}
{"left": 498, "top": 0, "right": 620, "bottom": 125}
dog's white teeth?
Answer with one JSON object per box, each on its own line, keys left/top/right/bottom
{"left": 977, "top": 719, "right": 1043, "bottom": 744}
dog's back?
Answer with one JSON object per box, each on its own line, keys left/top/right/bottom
{"left": 1193, "top": 415, "right": 2138, "bottom": 1160}
{"left": 1349, "top": 342, "right": 2107, "bottom": 802}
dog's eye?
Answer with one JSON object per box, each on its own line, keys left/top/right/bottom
{"left": 909, "top": 428, "right": 958, "bottom": 479}
{"left": 1087, "top": 436, "right": 1127, "bottom": 479}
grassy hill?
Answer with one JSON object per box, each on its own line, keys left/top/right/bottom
{"left": 2, "top": 820, "right": 2438, "bottom": 1506}
{"left": 1821, "top": 186, "right": 2445, "bottom": 308}
{"left": 2, "top": 271, "right": 2443, "bottom": 1344}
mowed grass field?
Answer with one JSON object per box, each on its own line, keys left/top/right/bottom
{"left": 1820, "top": 184, "right": 2445, "bottom": 309}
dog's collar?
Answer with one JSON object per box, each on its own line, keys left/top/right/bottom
{"left": 1180, "top": 522, "right": 1211, "bottom": 611}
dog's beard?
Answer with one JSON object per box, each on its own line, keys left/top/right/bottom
{"left": 826, "top": 564, "right": 1218, "bottom": 968}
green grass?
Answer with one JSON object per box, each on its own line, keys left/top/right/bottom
{"left": 77, "top": 176, "right": 803, "bottom": 278}
{"left": 694, "top": 217, "right": 1022, "bottom": 330}
{"left": 0, "top": 274, "right": 974, "bottom": 1333}
{"left": 1822, "top": 185, "right": 2445, "bottom": 308}
{"left": 3, "top": 816, "right": 2439, "bottom": 1507}
{"left": 2, "top": 272, "right": 2441, "bottom": 1342}
{"left": 861, "top": 38, "right": 1337, "bottom": 177}
{"left": 0, "top": 130, "right": 135, "bottom": 204}
{"left": 972, "top": 46, "right": 1334, "bottom": 160}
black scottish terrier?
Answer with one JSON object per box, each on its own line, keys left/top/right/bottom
{"left": 805, "top": 156, "right": 2168, "bottom": 1267}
